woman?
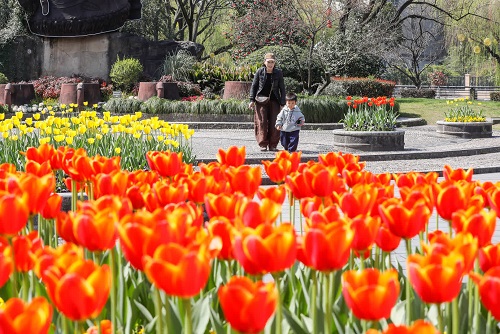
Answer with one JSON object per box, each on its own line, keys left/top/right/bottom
{"left": 249, "top": 53, "right": 286, "bottom": 151}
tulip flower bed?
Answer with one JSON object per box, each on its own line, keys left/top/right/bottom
{"left": 1, "top": 144, "right": 500, "bottom": 334}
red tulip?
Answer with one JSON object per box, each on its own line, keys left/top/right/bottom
{"left": 471, "top": 267, "right": 500, "bottom": 320}
{"left": 0, "top": 297, "right": 53, "bottom": 334}
{"left": 218, "top": 276, "right": 277, "bottom": 334}
{"left": 408, "top": 251, "right": 464, "bottom": 304}
{"left": 443, "top": 164, "right": 473, "bottom": 182}
{"left": 451, "top": 205, "right": 496, "bottom": 247}
{"left": 0, "top": 237, "right": 13, "bottom": 288}
{"left": 226, "top": 165, "right": 261, "bottom": 197}
{"left": 379, "top": 198, "right": 431, "bottom": 239}
{"left": 43, "top": 258, "right": 111, "bottom": 321}
{"left": 233, "top": 223, "right": 296, "bottom": 275}
{"left": 0, "top": 191, "right": 30, "bottom": 236}
{"left": 297, "top": 220, "right": 353, "bottom": 272}
{"left": 479, "top": 243, "right": 500, "bottom": 273}
{"left": 257, "top": 185, "right": 286, "bottom": 205}
{"left": 216, "top": 146, "right": 246, "bottom": 167}
{"left": 143, "top": 237, "right": 220, "bottom": 298}
{"left": 41, "top": 193, "right": 62, "bottom": 219}
{"left": 342, "top": 268, "right": 400, "bottom": 320}
{"left": 146, "top": 150, "right": 185, "bottom": 178}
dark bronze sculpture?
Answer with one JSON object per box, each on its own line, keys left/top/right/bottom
{"left": 17, "top": 0, "right": 142, "bottom": 37}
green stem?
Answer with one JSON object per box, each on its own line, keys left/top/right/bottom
{"left": 273, "top": 273, "right": 282, "bottom": 334}
{"left": 375, "top": 247, "right": 380, "bottom": 271}
{"left": 486, "top": 311, "right": 493, "bottom": 334}
{"left": 22, "top": 272, "right": 29, "bottom": 301}
{"left": 360, "top": 254, "right": 365, "bottom": 270}
{"left": 71, "top": 180, "right": 78, "bottom": 212}
{"left": 437, "top": 304, "right": 444, "bottom": 334}
{"left": 8, "top": 237, "right": 18, "bottom": 297}
{"left": 109, "top": 248, "right": 117, "bottom": 334}
{"left": 474, "top": 259, "right": 480, "bottom": 332}
{"left": 324, "top": 273, "right": 332, "bottom": 334}
{"left": 311, "top": 271, "right": 318, "bottom": 334}
{"left": 154, "top": 287, "right": 163, "bottom": 334}
{"left": 405, "top": 238, "right": 412, "bottom": 325}
{"left": 28, "top": 215, "right": 34, "bottom": 233}
{"left": 183, "top": 298, "right": 193, "bottom": 334}
{"left": 468, "top": 278, "right": 473, "bottom": 326}
{"left": 452, "top": 298, "right": 459, "bottom": 334}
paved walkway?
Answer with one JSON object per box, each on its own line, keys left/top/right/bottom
{"left": 189, "top": 120, "right": 500, "bottom": 175}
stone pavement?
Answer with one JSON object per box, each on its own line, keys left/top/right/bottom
{"left": 188, "top": 119, "right": 500, "bottom": 176}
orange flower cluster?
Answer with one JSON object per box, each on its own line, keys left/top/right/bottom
{"left": 4, "top": 143, "right": 500, "bottom": 333}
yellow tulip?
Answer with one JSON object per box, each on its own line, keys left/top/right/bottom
{"left": 87, "top": 138, "right": 95, "bottom": 144}
{"left": 25, "top": 118, "right": 33, "bottom": 126}
{"left": 33, "top": 113, "right": 40, "bottom": 120}
{"left": 115, "top": 147, "right": 121, "bottom": 154}
{"left": 65, "top": 136, "right": 73, "bottom": 145}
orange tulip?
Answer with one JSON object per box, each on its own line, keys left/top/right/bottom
{"left": 379, "top": 198, "right": 431, "bottom": 239}
{"left": 350, "top": 215, "right": 381, "bottom": 252}
{"left": 0, "top": 191, "right": 30, "bottom": 236}
{"left": 233, "top": 223, "right": 296, "bottom": 275}
{"left": 18, "top": 173, "right": 56, "bottom": 215}
{"left": 34, "top": 242, "right": 84, "bottom": 280}
{"left": 303, "top": 164, "right": 345, "bottom": 197}
{"left": 451, "top": 206, "right": 496, "bottom": 247}
{"left": 399, "top": 184, "right": 434, "bottom": 213}
{"left": 487, "top": 187, "right": 500, "bottom": 218}
{"left": 274, "top": 150, "right": 301, "bottom": 172}
{"left": 300, "top": 197, "right": 339, "bottom": 220}
{"left": 0, "top": 297, "right": 53, "bottom": 334}
{"left": 257, "top": 185, "right": 286, "bottom": 205}
{"left": 63, "top": 148, "right": 94, "bottom": 182}
{"left": 285, "top": 172, "right": 314, "bottom": 199}
{"left": 218, "top": 276, "right": 277, "bottom": 334}
{"left": 262, "top": 158, "right": 293, "bottom": 184}
{"left": 41, "top": 193, "right": 62, "bottom": 220}
{"left": 25, "top": 160, "right": 53, "bottom": 177}
{"left": 11, "top": 231, "right": 43, "bottom": 272}
{"left": 93, "top": 170, "right": 130, "bottom": 198}
{"left": 366, "top": 320, "right": 439, "bottom": 334}
{"left": 375, "top": 222, "right": 401, "bottom": 252}
{"left": 185, "top": 172, "right": 208, "bottom": 204}
{"left": 207, "top": 217, "right": 236, "bottom": 260}
{"left": 226, "top": 165, "right": 261, "bottom": 197}
{"left": 198, "top": 162, "right": 230, "bottom": 195}
{"left": 318, "top": 151, "right": 365, "bottom": 172}
{"left": 0, "top": 237, "right": 13, "bottom": 288}
{"left": 204, "top": 192, "right": 244, "bottom": 221}
{"left": 22, "top": 143, "right": 56, "bottom": 165}
{"left": 86, "top": 320, "right": 113, "bottom": 334}
{"left": 216, "top": 146, "right": 246, "bottom": 167}
{"left": 342, "top": 268, "right": 400, "bottom": 321}
{"left": 394, "top": 171, "right": 438, "bottom": 188}
{"left": 342, "top": 169, "right": 373, "bottom": 188}
{"left": 126, "top": 183, "right": 149, "bottom": 210}
{"left": 151, "top": 180, "right": 189, "bottom": 206}
{"left": 423, "top": 231, "right": 478, "bottom": 273}
{"left": 339, "top": 184, "right": 378, "bottom": 218}
{"left": 435, "top": 181, "right": 478, "bottom": 221}
{"left": 50, "top": 146, "right": 75, "bottom": 171}
{"left": 90, "top": 155, "right": 121, "bottom": 175}
{"left": 143, "top": 239, "right": 220, "bottom": 298}
{"left": 443, "top": 164, "right": 473, "bottom": 182}
{"left": 479, "top": 244, "right": 500, "bottom": 273}
{"left": 471, "top": 267, "right": 500, "bottom": 320}
{"left": 297, "top": 220, "right": 353, "bottom": 272}
{"left": 146, "top": 150, "right": 185, "bottom": 178}
{"left": 408, "top": 251, "right": 464, "bottom": 304}
{"left": 235, "top": 198, "right": 281, "bottom": 228}
{"left": 43, "top": 259, "right": 110, "bottom": 321}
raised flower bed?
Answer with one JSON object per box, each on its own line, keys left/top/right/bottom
{"left": 333, "top": 96, "right": 405, "bottom": 151}
{"left": 436, "top": 98, "right": 493, "bottom": 138}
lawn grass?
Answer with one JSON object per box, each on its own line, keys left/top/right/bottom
{"left": 397, "top": 98, "right": 500, "bottom": 125}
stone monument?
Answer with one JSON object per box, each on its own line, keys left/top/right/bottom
{"left": 17, "top": 0, "right": 142, "bottom": 37}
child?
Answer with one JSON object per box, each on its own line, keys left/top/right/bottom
{"left": 275, "top": 93, "right": 305, "bottom": 152}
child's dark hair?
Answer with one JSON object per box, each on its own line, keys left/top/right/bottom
{"left": 285, "top": 93, "right": 297, "bottom": 101}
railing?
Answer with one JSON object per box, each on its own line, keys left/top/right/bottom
{"left": 394, "top": 85, "right": 500, "bottom": 101}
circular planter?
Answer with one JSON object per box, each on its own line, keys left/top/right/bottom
{"left": 137, "top": 82, "right": 180, "bottom": 101}
{"left": 59, "top": 83, "right": 102, "bottom": 106}
{"left": 436, "top": 121, "right": 492, "bottom": 138}
{"left": 1, "top": 83, "right": 36, "bottom": 106}
{"left": 222, "top": 81, "right": 252, "bottom": 100}
{"left": 333, "top": 129, "right": 405, "bottom": 151}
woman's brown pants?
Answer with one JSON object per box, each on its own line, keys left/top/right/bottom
{"left": 254, "top": 100, "right": 281, "bottom": 149}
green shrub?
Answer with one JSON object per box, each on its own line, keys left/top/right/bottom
{"left": 400, "top": 88, "right": 436, "bottom": 98}
{"left": 283, "top": 77, "right": 303, "bottom": 94}
{"left": 0, "top": 104, "right": 9, "bottom": 113}
{"left": 490, "top": 92, "right": 500, "bottom": 102}
{"left": 297, "top": 96, "right": 346, "bottom": 123}
{"left": 332, "top": 77, "right": 396, "bottom": 97}
{"left": 161, "top": 50, "right": 197, "bottom": 82}
{"left": 103, "top": 98, "right": 143, "bottom": 114}
{"left": 0, "top": 73, "right": 8, "bottom": 84}
{"left": 109, "top": 57, "right": 144, "bottom": 92}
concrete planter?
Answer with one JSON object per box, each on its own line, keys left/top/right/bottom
{"left": 137, "top": 82, "right": 180, "bottom": 101}
{"left": 436, "top": 121, "right": 493, "bottom": 138}
{"left": 0, "top": 83, "right": 36, "bottom": 106}
{"left": 59, "top": 83, "right": 101, "bottom": 107}
{"left": 333, "top": 129, "right": 405, "bottom": 151}
{"left": 222, "top": 81, "right": 252, "bottom": 100}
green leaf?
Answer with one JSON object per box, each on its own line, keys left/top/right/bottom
{"left": 133, "top": 299, "right": 154, "bottom": 323}
{"left": 282, "top": 307, "right": 309, "bottom": 334}
{"left": 209, "top": 307, "right": 226, "bottom": 334}
{"left": 192, "top": 297, "right": 211, "bottom": 333}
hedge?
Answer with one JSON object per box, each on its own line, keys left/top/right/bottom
{"left": 491, "top": 92, "right": 500, "bottom": 102}
{"left": 331, "top": 77, "right": 396, "bottom": 97}
{"left": 400, "top": 88, "right": 436, "bottom": 99}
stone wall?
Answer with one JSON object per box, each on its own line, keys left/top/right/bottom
{"left": 0, "top": 32, "right": 204, "bottom": 82}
